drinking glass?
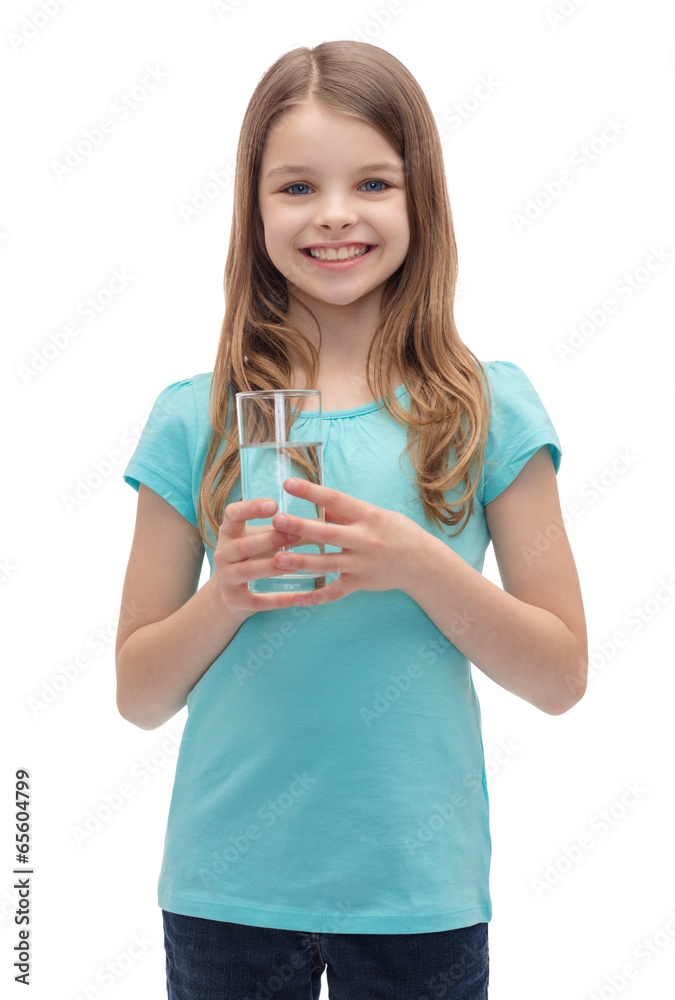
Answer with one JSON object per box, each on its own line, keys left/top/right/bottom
{"left": 235, "top": 389, "right": 326, "bottom": 594}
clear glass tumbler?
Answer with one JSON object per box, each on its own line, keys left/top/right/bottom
{"left": 235, "top": 389, "right": 326, "bottom": 594}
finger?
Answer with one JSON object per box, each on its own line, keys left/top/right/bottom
{"left": 228, "top": 527, "right": 301, "bottom": 563}
{"left": 282, "top": 478, "right": 360, "bottom": 521}
{"left": 262, "top": 532, "right": 312, "bottom": 554}
{"left": 254, "top": 531, "right": 304, "bottom": 560}
{"left": 271, "top": 509, "right": 341, "bottom": 546}
{"left": 237, "top": 548, "right": 314, "bottom": 588}
{"left": 243, "top": 583, "right": 325, "bottom": 612}
{"left": 220, "top": 498, "right": 277, "bottom": 538}
{"left": 273, "top": 549, "right": 343, "bottom": 575}
{"left": 269, "top": 515, "right": 323, "bottom": 549}
{"left": 244, "top": 523, "right": 304, "bottom": 548}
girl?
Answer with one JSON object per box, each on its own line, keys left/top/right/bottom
{"left": 116, "top": 41, "right": 587, "bottom": 1000}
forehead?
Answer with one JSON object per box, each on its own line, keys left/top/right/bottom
{"left": 261, "top": 102, "right": 403, "bottom": 169}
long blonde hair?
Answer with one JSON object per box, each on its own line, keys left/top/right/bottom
{"left": 197, "top": 40, "right": 491, "bottom": 551}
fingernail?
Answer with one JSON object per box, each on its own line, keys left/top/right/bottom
{"left": 285, "top": 478, "right": 298, "bottom": 489}
{"left": 262, "top": 501, "right": 275, "bottom": 514}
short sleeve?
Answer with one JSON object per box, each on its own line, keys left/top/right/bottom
{"left": 123, "top": 378, "right": 198, "bottom": 525}
{"left": 481, "top": 361, "right": 562, "bottom": 506}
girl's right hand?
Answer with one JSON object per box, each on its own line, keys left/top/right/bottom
{"left": 213, "top": 497, "right": 302, "bottom": 617}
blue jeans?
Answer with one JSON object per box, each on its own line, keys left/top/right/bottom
{"left": 162, "top": 909, "right": 489, "bottom": 999}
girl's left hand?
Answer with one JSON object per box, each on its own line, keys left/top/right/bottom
{"left": 270, "top": 477, "right": 420, "bottom": 606}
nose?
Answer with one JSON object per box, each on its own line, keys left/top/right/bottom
{"left": 312, "top": 190, "right": 359, "bottom": 231}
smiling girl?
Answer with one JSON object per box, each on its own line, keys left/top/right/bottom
{"left": 257, "top": 99, "right": 410, "bottom": 410}
{"left": 116, "top": 40, "right": 587, "bottom": 999}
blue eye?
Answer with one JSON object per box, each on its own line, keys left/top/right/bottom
{"left": 281, "top": 179, "right": 391, "bottom": 196}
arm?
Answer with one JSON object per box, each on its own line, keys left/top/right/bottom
{"left": 115, "top": 484, "right": 250, "bottom": 731}
{"left": 401, "top": 446, "right": 588, "bottom": 715}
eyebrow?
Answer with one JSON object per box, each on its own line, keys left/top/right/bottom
{"left": 265, "top": 161, "right": 404, "bottom": 179}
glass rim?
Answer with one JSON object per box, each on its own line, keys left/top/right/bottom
{"left": 235, "top": 389, "right": 321, "bottom": 399}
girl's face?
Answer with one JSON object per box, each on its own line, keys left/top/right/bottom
{"left": 257, "top": 101, "right": 410, "bottom": 312}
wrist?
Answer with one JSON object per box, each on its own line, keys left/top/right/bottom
{"left": 393, "top": 515, "right": 432, "bottom": 597}
{"left": 206, "top": 574, "right": 254, "bottom": 624}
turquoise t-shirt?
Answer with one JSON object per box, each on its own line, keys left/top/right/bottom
{"left": 122, "top": 360, "right": 561, "bottom": 934}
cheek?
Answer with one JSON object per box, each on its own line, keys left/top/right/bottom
{"left": 398, "top": 216, "right": 412, "bottom": 254}
{"left": 267, "top": 213, "right": 297, "bottom": 248}
{"left": 386, "top": 220, "right": 410, "bottom": 259}
{"left": 378, "top": 204, "right": 409, "bottom": 241}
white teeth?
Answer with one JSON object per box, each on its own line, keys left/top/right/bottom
{"left": 307, "top": 244, "right": 370, "bottom": 261}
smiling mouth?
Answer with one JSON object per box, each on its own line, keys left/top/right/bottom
{"left": 301, "top": 245, "right": 375, "bottom": 261}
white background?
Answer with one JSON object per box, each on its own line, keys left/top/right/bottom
{"left": 2, "top": 1, "right": 674, "bottom": 997}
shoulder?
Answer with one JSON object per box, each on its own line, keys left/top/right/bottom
{"left": 476, "top": 360, "right": 562, "bottom": 505}
{"left": 123, "top": 373, "right": 217, "bottom": 515}
{"left": 129, "top": 373, "right": 216, "bottom": 471}
{"left": 143, "top": 372, "right": 213, "bottom": 428}
{"left": 155, "top": 371, "right": 213, "bottom": 404}
{"left": 478, "top": 359, "right": 538, "bottom": 399}
{"left": 478, "top": 359, "right": 557, "bottom": 437}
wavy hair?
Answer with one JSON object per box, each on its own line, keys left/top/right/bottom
{"left": 197, "top": 40, "right": 491, "bottom": 551}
